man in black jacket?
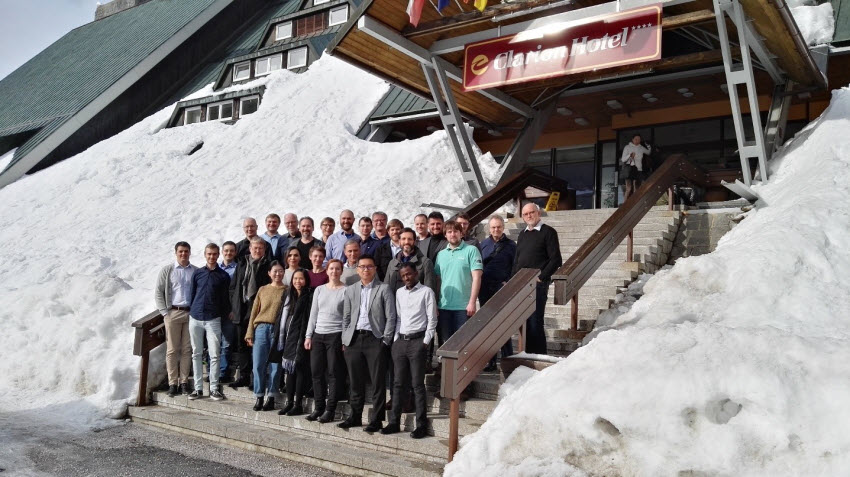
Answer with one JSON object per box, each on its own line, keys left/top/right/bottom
{"left": 417, "top": 211, "right": 447, "bottom": 262}
{"left": 512, "top": 203, "right": 562, "bottom": 355}
{"left": 374, "top": 219, "right": 403, "bottom": 281}
{"left": 236, "top": 217, "right": 270, "bottom": 259}
{"left": 229, "top": 237, "right": 272, "bottom": 388}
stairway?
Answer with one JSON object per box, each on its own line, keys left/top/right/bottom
{"left": 505, "top": 205, "right": 681, "bottom": 356}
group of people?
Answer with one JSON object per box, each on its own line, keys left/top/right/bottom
{"left": 153, "top": 204, "right": 561, "bottom": 438}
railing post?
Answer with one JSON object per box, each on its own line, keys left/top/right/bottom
{"left": 517, "top": 322, "right": 526, "bottom": 353}
{"left": 570, "top": 293, "right": 578, "bottom": 330}
{"left": 137, "top": 351, "right": 149, "bottom": 406}
{"left": 448, "top": 398, "right": 460, "bottom": 461}
{"left": 626, "top": 230, "right": 634, "bottom": 262}
{"left": 668, "top": 187, "right": 674, "bottom": 211}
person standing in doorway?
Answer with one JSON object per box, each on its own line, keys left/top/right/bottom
{"left": 621, "top": 134, "right": 652, "bottom": 200}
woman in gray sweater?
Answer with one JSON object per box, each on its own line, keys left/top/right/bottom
{"left": 303, "top": 259, "right": 347, "bottom": 423}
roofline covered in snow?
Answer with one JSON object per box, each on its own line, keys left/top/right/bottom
{"left": 0, "top": 0, "right": 234, "bottom": 190}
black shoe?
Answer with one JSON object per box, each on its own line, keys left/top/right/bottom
{"left": 410, "top": 426, "right": 428, "bottom": 439}
{"left": 337, "top": 416, "right": 361, "bottom": 429}
{"left": 179, "top": 383, "right": 191, "bottom": 395}
{"left": 318, "top": 410, "right": 335, "bottom": 423}
{"left": 286, "top": 405, "right": 304, "bottom": 416}
{"left": 279, "top": 400, "right": 294, "bottom": 416}
{"left": 188, "top": 390, "right": 202, "bottom": 400}
{"left": 166, "top": 385, "right": 178, "bottom": 398}
{"left": 219, "top": 375, "right": 234, "bottom": 384}
{"left": 253, "top": 397, "right": 264, "bottom": 411}
{"left": 210, "top": 390, "right": 226, "bottom": 401}
{"left": 229, "top": 378, "right": 249, "bottom": 390}
{"left": 306, "top": 408, "right": 324, "bottom": 421}
{"left": 483, "top": 362, "right": 497, "bottom": 373}
{"left": 380, "top": 423, "right": 400, "bottom": 435}
{"left": 262, "top": 397, "right": 275, "bottom": 411}
{"left": 364, "top": 422, "right": 383, "bottom": 433}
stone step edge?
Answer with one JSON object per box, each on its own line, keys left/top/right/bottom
{"left": 129, "top": 406, "right": 444, "bottom": 477}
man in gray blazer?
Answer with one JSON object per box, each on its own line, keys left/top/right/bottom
{"left": 338, "top": 255, "right": 397, "bottom": 432}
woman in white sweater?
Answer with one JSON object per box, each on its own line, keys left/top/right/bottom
{"left": 621, "top": 134, "right": 652, "bottom": 200}
{"left": 303, "top": 259, "right": 347, "bottom": 423}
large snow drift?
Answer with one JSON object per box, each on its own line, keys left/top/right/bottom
{"left": 0, "top": 57, "right": 498, "bottom": 419}
{"left": 446, "top": 88, "right": 850, "bottom": 476}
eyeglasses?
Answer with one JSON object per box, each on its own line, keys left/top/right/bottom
{"left": 357, "top": 265, "right": 376, "bottom": 270}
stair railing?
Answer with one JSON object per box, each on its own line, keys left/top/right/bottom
{"left": 438, "top": 154, "right": 711, "bottom": 461}
{"left": 131, "top": 311, "right": 166, "bottom": 406}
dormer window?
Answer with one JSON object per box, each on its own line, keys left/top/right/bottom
{"left": 233, "top": 61, "right": 250, "bottom": 82}
{"left": 329, "top": 5, "right": 349, "bottom": 26}
{"left": 255, "top": 54, "right": 283, "bottom": 76}
{"left": 314, "top": 0, "right": 330, "bottom": 5}
{"left": 239, "top": 96, "right": 260, "bottom": 116}
{"left": 275, "top": 21, "right": 293, "bottom": 41}
{"left": 185, "top": 106, "right": 202, "bottom": 124}
{"left": 287, "top": 47, "right": 308, "bottom": 70}
{"left": 207, "top": 101, "right": 233, "bottom": 121}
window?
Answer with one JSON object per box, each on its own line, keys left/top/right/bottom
{"left": 185, "top": 107, "right": 202, "bottom": 125}
{"left": 239, "top": 96, "right": 260, "bottom": 116}
{"left": 207, "top": 101, "right": 233, "bottom": 121}
{"left": 329, "top": 5, "right": 348, "bottom": 26}
{"left": 314, "top": 0, "right": 330, "bottom": 5}
{"left": 287, "top": 47, "right": 308, "bottom": 69}
{"left": 232, "top": 61, "right": 250, "bottom": 82}
{"left": 275, "top": 21, "right": 292, "bottom": 41}
{"left": 255, "top": 54, "right": 283, "bottom": 76}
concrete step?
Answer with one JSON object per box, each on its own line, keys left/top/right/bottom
{"left": 546, "top": 304, "right": 605, "bottom": 316}
{"left": 555, "top": 229, "right": 676, "bottom": 243}
{"left": 128, "top": 405, "right": 445, "bottom": 476}
{"left": 426, "top": 373, "right": 501, "bottom": 400}
{"left": 545, "top": 316, "right": 601, "bottom": 330}
{"left": 560, "top": 236, "right": 664, "bottom": 248}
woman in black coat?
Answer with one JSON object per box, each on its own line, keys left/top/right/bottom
{"left": 278, "top": 268, "right": 313, "bottom": 416}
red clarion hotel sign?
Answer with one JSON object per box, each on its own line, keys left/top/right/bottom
{"left": 463, "top": 4, "right": 662, "bottom": 91}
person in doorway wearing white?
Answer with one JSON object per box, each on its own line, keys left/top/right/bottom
{"left": 188, "top": 243, "right": 231, "bottom": 401}
{"left": 621, "top": 134, "right": 652, "bottom": 200}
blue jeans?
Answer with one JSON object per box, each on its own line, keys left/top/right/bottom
{"left": 437, "top": 309, "right": 467, "bottom": 346}
{"left": 219, "top": 317, "right": 235, "bottom": 377}
{"left": 252, "top": 323, "right": 281, "bottom": 398}
{"left": 189, "top": 317, "right": 221, "bottom": 391}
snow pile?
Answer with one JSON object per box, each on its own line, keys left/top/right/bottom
{"left": 788, "top": 0, "right": 834, "bottom": 45}
{"left": 590, "top": 270, "right": 657, "bottom": 331}
{"left": 446, "top": 87, "right": 850, "bottom": 476}
{"left": 0, "top": 56, "right": 499, "bottom": 420}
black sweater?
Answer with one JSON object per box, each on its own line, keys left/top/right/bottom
{"left": 512, "top": 223, "right": 562, "bottom": 282}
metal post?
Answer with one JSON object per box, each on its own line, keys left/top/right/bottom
{"left": 626, "top": 230, "right": 634, "bottom": 262}
{"left": 570, "top": 294, "right": 578, "bottom": 330}
{"left": 448, "top": 398, "right": 460, "bottom": 461}
{"left": 668, "top": 187, "right": 674, "bottom": 211}
{"left": 137, "top": 351, "right": 149, "bottom": 406}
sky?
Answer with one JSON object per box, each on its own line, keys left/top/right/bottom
{"left": 0, "top": 0, "right": 96, "bottom": 80}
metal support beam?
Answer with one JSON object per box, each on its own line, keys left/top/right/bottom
{"left": 763, "top": 81, "right": 794, "bottom": 161}
{"left": 423, "top": 57, "right": 488, "bottom": 199}
{"left": 357, "top": 16, "right": 534, "bottom": 118}
{"left": 498, "top": 99, "right": 557, "bottom": 182}
{"left": 714, "top": 0, "right": 771, "bottom": 186}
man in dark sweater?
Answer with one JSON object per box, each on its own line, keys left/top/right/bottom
{"left": 512, "top": 203, "right": 562, "bottom": 355}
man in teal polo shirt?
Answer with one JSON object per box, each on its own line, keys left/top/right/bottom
{"left": 434, "top": 220, "right": 483, "bottom": 346}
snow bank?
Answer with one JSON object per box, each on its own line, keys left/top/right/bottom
{"left": 791, "top": 2, "right": 835, "bottom": 46}
{"left": 0, "top": 56, "right": 499, "bottom": 421}
{"left": 445, "top": 87, "right": 850, "bottom": 476}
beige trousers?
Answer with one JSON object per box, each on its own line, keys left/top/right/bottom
{"left": 164, "top": 309, "right": 191, "bottom": 385}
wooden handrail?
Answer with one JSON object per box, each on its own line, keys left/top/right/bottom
{"left": 438, "top": 154, "right": 709, "bottom": 462}
{"left": 455, "top": 167, "right": 570, "bottom": 225}
{"left": 132, "top": 310, "right": 167, "bottom": 406}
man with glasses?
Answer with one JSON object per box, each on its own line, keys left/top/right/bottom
{"left": 319, "top": 217, "right": 335, "bottom": 244}
{"left": 236, "top": 217, "right": 269, "bottom": 259}
{"left": 513, "top": 203, "right": 561, "bottom": 355}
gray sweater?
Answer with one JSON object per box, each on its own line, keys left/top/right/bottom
{"left": 305, "top": 285, "right": 345, "bottom": 337}
{"left": 154, "top": 263, "right": 198, "bottom": 316}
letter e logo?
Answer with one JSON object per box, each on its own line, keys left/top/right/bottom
{"left": 470, "top": 55, "right": 489, "bottom": 76}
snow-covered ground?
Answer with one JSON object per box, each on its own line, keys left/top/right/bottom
{"left": 445, "top": 87, "right": 850, "bottom": 476}
{"left": 0, "top": 57, "right": 499, "bottom": 424}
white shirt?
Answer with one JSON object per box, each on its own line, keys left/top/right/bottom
{"left": 171, "top": 262, "right": 195, "bottom": 307}
{"left": 621, "top": 143, "right": 652, "bottom": 171}
{"left": 390, "top": 241, "right": 402, "bottom": 258}
{"left": 357, "top": 279, "right": 374, "bottom": 331}
{"left": 525, "top": 221, "right": 543, "bottom": 232}
{"left": 394, "top": 283, "right": 437, "bottom": 345}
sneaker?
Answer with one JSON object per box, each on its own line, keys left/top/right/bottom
{"left": 179, "top": 383, "right": 190, "bottom": 395}
{"left": 166, "top": 385, "right": 178, "bottom": 398}
{"left": 410, "top": 426, "right": 428, "bottom": 439}
{"left": 188, "top": 390, "right": 203, "bottom": 400}
{"left": 210, "top": 390, "right": 225, "bottom": 401}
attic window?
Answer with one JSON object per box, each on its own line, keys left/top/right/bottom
{"left": 208, "top": 101, "right": 233, "bottom": 121}
{"left": 275, "top": 21, "right": 293, "bottom": 41}
{"left": 239, "top": 96, "right": 260, "bottom": 116}
{"left": 255, "top": 54, "right": 283, "bottom": 76}
{"left": 329, "top": 5, "right": 348, "bottom": 26}
{"left": 287, "top": 47, "right": 308, "bottom": 70}
{"left": 233, "top": 61, "right": 250, "bottom": 82}
{"left": 185, "top": 106, "right": 202, "bottom": 125}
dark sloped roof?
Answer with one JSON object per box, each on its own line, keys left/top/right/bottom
{"left": 369, "top": 86, "right": 436, "bottom": 121}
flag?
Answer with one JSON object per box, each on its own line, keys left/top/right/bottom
{"left": 437, "top": 0, "right": 450, "bottom": 12}
{"left": 406, "top": 0, "right": 426, "bottom": 26}
{"left": 474, "top": 0, "right": 487, "bottom": 10}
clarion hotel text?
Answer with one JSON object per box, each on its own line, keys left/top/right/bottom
{"left": 492, "top": 27, "right": 633, "bottom": 70}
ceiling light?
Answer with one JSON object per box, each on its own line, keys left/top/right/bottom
{"left": 677, "top": 88, "right": 690, "bottom": 93}
{"left": 682, "top": 92, "right": 694, "bottom": 98}
{"left": 487, "top": 129, "right": 503, "bottom": 137}
{"left": 606, "top": 99, "right": 623, "bottom": 109}
{"left": 642, "top": 93, "right": 654, "bottom": 99}
{"left": 426, "top": 126, "right": 439, "bottom": 132}
{"left": 646, "top": 97, "right": 658, "bottom": 103}
{"left": 574, "top": 117, "right": 589, "bottom": 126}
{"left": 556, "top": 107, "right": 573, "bottom": 116}
{"left": 719, "top": 84, "right": 729, "bottom": 94}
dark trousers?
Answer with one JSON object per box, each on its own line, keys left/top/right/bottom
{"left": 234, "top": 321, "right": 253, "bottom": 381}
{"left": 437, "top": 309, "right": 467, "bottom": 345}
{"left": 310, "top": 332, "right": 345, "bottom": 412}
{"left": 390, "top": 338, "right": 428, "bottom": 428}
{"left": 480, "top": 281, "right": 514, "bottom": 360}
{"left": 285, "top": 355, "right": 311, "bottom": 402}
{"left": 219, "top": 317, "right": 235, "bottom": 377}
{"left": 344, "top": 332, "right": 387, "bottom": 426}
{"left": 526, "top": 281, "right": 549, "bottom": 355}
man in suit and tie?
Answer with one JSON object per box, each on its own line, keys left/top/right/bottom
{"left": 338, "top": 255, "right": 397, "bottom": 433}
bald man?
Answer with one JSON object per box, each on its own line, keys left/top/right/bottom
{"left": 324, "top": 209, "right": 360, "bottom": 264}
